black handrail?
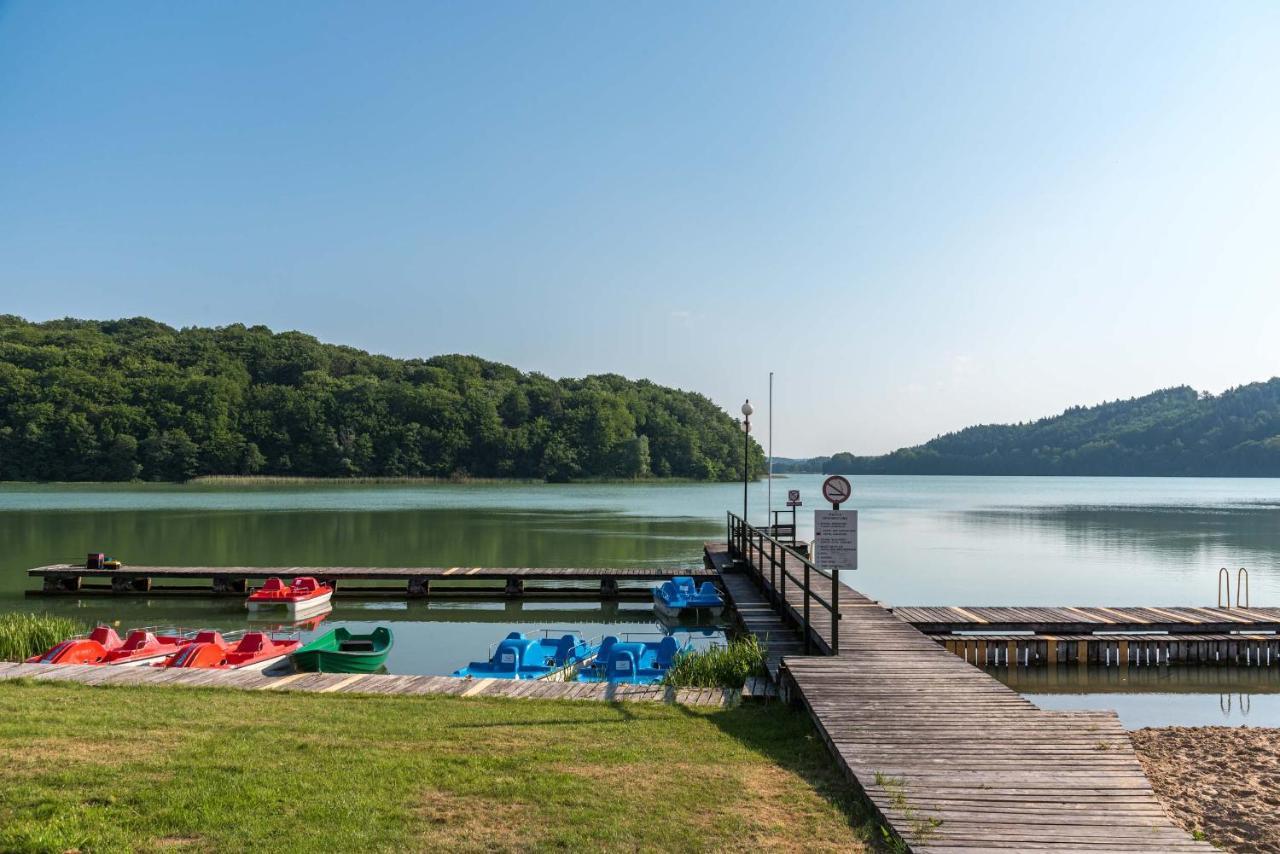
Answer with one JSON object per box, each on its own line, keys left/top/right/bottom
{"left": 726, "top": 512, "right": 840, "bottom": 654}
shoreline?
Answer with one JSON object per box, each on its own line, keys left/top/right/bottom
{"left": 1132, "top": 725, "right": 1280, "bottom": 852}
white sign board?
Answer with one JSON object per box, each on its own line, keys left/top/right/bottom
{"left": 786, "top": 489, "right": 801, "bottom": 507}
{"left": 821, "top": 475, "right": 852, "bottom": 506}
{"left": 814, "top": 509, "right": 857, "bottom": 571}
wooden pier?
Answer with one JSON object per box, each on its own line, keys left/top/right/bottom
{"left": 28, "top": 564, "right": 715, "bottom": 599}
{"left": 0, "top": 660, "right": 746, "bottom": 707}
{"left": 894, "top": 604, "right": 1280, "bottom": 634}
{"left": 718, "top": 514, "right": 1213, "bottom": 852}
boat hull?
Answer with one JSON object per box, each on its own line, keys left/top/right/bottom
{"left": 246, "top": 590, "right": 333, "bottom": 615}
{"left": 291, "top": 627, "right": 392, "bottom": 673}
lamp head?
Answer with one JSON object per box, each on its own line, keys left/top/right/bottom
{"left": 741, "top": 399, "right": 753, "bottom": 418}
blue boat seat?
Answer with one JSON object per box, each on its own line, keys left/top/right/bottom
{"left": 655, "top": 636, "right": 681, "bottom": 668}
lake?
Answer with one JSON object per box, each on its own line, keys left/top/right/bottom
{"left": 4, "top": 474, "right": 1280, "bottom": 723}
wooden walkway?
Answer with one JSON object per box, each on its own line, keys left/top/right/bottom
{"left": 718, "top": 540, "right": 1212, "bottom": 852}
{"left": 939, "top": 631, "right": 1280, "bottom": 667}
{"left": 895, "top": 604, "right": 1280, "bottom": 634}
{"left": 706, "top": 544, "right": 808, "bottom": 678}
{"left": 0, "top": 661, "right": 740, "bottom": 707}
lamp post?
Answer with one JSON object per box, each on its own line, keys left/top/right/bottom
{"left": 741, "top": 399, "right": 753, "bottom": 524}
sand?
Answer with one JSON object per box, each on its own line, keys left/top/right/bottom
{"left": 1131, "top": 726, "right": 1280, "bottom": 852}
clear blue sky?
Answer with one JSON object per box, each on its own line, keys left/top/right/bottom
{"left": 2, "top": 2, "right": 1278, "bottom": 456}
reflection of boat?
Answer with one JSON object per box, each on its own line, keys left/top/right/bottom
{"left": 578, "top": 635, "right": 687, "bottom": 684}
{"left": 160, "top": 630, "right": 301, "bottom": 671}
{"left": 247, "top": 609, "right": 332, "bottom": 632}
{"left": 245, "top": 577, "right": 333, "bottom": 616}
{"left": 102, "top": 629, "right": 192, "bottom": 666}
{"left": 653, "top": 577, "right": 723, "bottom": 618}
{"left": 26, "top": 625, "right": 125, "bottom": 664}
{"left": 292, "top": 627, "right": 393, "bottom": 673}
{"left": 453, "top": 632, "right": 595, "bottom": 680}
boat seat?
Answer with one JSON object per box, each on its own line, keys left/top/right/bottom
{"left": 260, "top": 577, "right": 287, "bottom": 592}
{"left": 89, "top": 626, "right": 123, "bottom": 648}
{"left": 696, "top": 581, "right": 720, "bottom": 600}
{"left": 194, "top": 630, "right": 224, "bottom": 645}
{"left": 655, "top": 636, "right": 681, "bottom": 668}
{"left": 236, "top": 634, "right": 266, "bottom": 654}
{"left": 291, "top": 577, "right": 321, "bottom": 594}
{"left": 339, "top": 640, "right": 375, "bottom": 652}
{"left": 123, "top": 631, "right": 156, "bottom": 650}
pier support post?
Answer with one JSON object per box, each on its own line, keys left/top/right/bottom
{"left": 111, "top": 576, "right": 151, "bottom": 594}
{"left": 408, "top": 577, "right": 430, "bottom": 598}
{"left": 505, "top": 577, "right": 524, "bottom": 598}
{"left": 42, "top": 574, "right": 81, "bottom": 593}
{"left": 600, "top": 578, "right": 619, "bottom": 600}
{"left": 211, "top": 575, "right": 247, "bottom": 595}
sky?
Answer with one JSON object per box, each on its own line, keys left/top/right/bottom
{"left": 2, "top": 2, "right": 1278, "bottom": 457}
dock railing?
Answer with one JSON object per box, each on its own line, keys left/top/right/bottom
{"left": 727, "top": 512, "right": 840, "bottom": 654}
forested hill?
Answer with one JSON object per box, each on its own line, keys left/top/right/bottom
{"left": 824, "top": 382, "right": 1280, "bottom": 477}
{"left": 0, "top": 316, "right": 764, "bottom": 482}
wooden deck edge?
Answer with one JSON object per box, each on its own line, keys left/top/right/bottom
{"left": 0, "top": 662, "right": 736, "bottom": 708}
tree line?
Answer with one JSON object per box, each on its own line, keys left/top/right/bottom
{"left": 822, "top": 382, "right": 1280, "bottom": 477}
{"left": 0, "top": 316, "right": 765, "bottom": 482}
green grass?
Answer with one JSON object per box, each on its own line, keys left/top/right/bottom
{"left": 0, "top": 680, "right": 880, "bottom": 852}
{"left": 662, "top": 636, "right": 767, "bottom": 689}
{"left": 0, "top": 613, "right": 86, "bottom": 662}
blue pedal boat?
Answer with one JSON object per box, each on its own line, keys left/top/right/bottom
{"left": 577, "top": 635, "right": 689, "bottom": 684}
{"left": 653, "top": 576, "right": 724, "bottom": 619}
{"left": 452, "top": 632, "right": 596, "bottom": 680}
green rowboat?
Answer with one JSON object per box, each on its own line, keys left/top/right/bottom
{"left": 291, "top": 627, "right": 393, "bottom": 673}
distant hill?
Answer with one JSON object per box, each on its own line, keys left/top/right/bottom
{"left": 0, "top": 316, "right": 764, "bottom": 482}
{"left": 824, "top": 381, "right": 1280, "bottom": 477}
{"left": 770, "top": 456, "right": 828, "bottom": 474}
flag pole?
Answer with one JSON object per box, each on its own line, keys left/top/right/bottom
{"left": 767, "top": 371, "right": 774, "bottom": 531}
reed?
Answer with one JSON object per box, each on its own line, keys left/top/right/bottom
{"left": 661, "top": 636, "right": 767, "bottom": 689}
{"left": 0, "top": 612, "right": 85, "bottom": 662}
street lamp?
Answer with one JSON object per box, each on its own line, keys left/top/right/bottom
{"left": 741, "top": 399, "right": 753, "bottom": 524}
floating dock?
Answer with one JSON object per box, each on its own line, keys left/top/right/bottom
{"left": 894, "top": 604, "right": 1280, "bottom": 634}
{"left": 28, "top": 564, "right": 717, "bottom": 599}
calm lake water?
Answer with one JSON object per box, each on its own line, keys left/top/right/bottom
{"left": 3, "top": 475, "right": 1280, "bottom": 723}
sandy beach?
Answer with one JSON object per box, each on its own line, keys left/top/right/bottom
{"left": 1132, "top": 726, "right": 1280, "bottom": 852}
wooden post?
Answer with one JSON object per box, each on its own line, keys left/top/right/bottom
{"left": 599, "top": 577, "right": 618, "bottom": 600}
{"left": 505, "top": 577, "right": 525, "bottom": 598}
{"left": 803, "top": 561, "right": 811, "bottom": 654}
{"left": 831, "top": 567, "right": 840, "bottom": 655}
{"left": 408, "top": 577, "right": 429, "bottom": 598}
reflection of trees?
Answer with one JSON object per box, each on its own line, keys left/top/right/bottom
{"left": 962, "top": 504, "right": 1280, "bottom": 565}
{"left": 0, "top": 508, "right": 719, "bottom": 598}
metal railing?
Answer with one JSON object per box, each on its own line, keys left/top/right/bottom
{"left": 727, "top": 512, "right": 840, "bottom": 654}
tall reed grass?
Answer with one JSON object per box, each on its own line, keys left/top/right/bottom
{"left": 661, "top": 636, "right": 767, "bottom": 689}
{"left": 0, "top": 613, "right": 85, "bottom": 662}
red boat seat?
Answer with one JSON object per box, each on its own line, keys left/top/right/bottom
{"left": 259, "top": 577, "right": 287, "bottom": 592}
{"left": 291, "top": 577, "right": 321, "bottom": 595}
{"left": 193, "top": 631, "right": 225, "bottom": 646}
{"left": 236, "top": 633, "right": 266, "bottom": 654}
{"left": 89, "top": 626, "right": 123, "bottom": 648}
{"left": 122, "top": 630, "right": 156, "bottom": 650}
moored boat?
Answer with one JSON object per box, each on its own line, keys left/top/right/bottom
{"left": 453, "top": 631, "right": 595, "bottom": 679}
{"left": 159, "top": 630, "right": 300, "bottom": 670}
{"left": 26, "top": 625, "right": 125, "bottom": 665}
{"left": 652, "top": 577, "right": 724, "bottom": 618}
{"left": 291, "top": 627, "right": 393, "bottom": 673}
{"left": 577, "top": 635, "right": 687, "bottom": 684}
{"left": 102, "top": 629, "right": 192, "bottom": 666}
{"left": 245, "top": 576, "right": 333, "bottom": 616}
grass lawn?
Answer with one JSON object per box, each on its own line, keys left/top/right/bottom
{"left": 0, "top": 680, "right": 877, "bottom": 852}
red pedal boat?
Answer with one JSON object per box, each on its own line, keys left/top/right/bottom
{"left": 101, "top": 629, "right": 192, "bottom": 666}
{"left": 245, "top": 576, "right": 333, "bottom": 617}
{"left": 27, "top": 625, "right": 125, "bottom": 664}
{"left": 159, "top": 630, "right": 301, "bottom": 671}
